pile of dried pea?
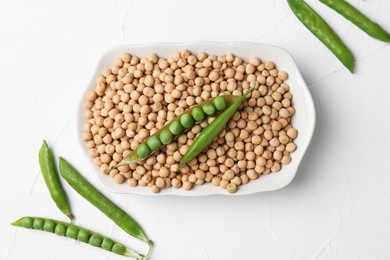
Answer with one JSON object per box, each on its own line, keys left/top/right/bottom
{"left": 82, "top": 50, "right": 298, "bottom": 193}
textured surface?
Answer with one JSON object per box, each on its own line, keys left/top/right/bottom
{"left": 1, "top": 0, "right": 390, "bottom": 259}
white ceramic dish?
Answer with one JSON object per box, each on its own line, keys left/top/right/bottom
{"left": 77, "top": 42, "right": 316, "bottom": 196}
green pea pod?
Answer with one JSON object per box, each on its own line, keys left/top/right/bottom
{"left": 178, "top": 87, "right": 254, "bottom": 169}
{"left": 39, "top": 140, "right": 73, "bottom": 221}
{"left": 108, "top": 95, "right": 241, "bottom": 172}
{"left": 319, "top": 0, "right": 390, "bottom": 42}
{"left": 12, "top": 216, "right": 145, "bottom": 259}
{"left": 287, "top": 0, "right": 355, "bottom": 73}
{"left": 58, "top": 157, "right": 153, "bottom": 256}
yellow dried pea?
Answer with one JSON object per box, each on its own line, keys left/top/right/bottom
{"left": 84, "top": 50, "right": 297, "bottom": 194}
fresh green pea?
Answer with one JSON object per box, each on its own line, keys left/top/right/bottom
{"left": 102, "top": 237, "right": 114, "bottom": 251}
{"left": 39, "top": 140, "right": 73, "bottom": 221}
{"left": 55, "top": 223, "right": 66, "bottom": 236}
{"left": 66, "top": 225, "right": 79, "bottom": 238}
{"left": 147, "top": 135, "right": 162, "bottom": 151}
{"left": 89, "top": 234, "right": 103, "bottom": 247}
{"left": 43, "top": 220, "right": 56, "bottom": 232}
{"left": 202, "top": 103, "right": 216, "bottom": 115}
{"left": 112, "top": 95, "right": 240, "bottom": 169}
{"left": 179, "top": 87, "right": 254, "bottom": 169}
{"left": 22, "top": 217, "right": 34, "bottom": 229}
{"left": 11, "top": 216, "right": 145, "bottom": 258}
{"left": 112, "top": 243, "right": 126, "bottom": 255}
{"left": 159, "top": 129, "right": 173, "bottom": 145}
{"left": 77, "top": 229, "right": 90, "bottom": 243}
{"left": 180, "top": 114, "right": 195, "bottom": 129}
{"left": 33, "top": 218, "right": 44, "bottom": 230}
{"left": 169, "top": 120, "right": 184, "bottom": 135}
{"left": 136, "top": 143, "right": 150, "bottom": 159}
{"left": 214, "top": 96, "right": 227, "bottom": 111}
{"left": 191, "top": 107, "right": 206, "bottom": 122}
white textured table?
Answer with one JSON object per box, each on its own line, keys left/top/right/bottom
{"left": 1, "top": 0, "right": 390, "bottom": 259}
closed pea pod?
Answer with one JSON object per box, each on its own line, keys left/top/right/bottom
{"left": 287, "top": 0, "right": 355, "bottom": 72}
{"left": 58, "top": 157, "right": 153, "bottom": 257}
{"left": 12, "top": 216, "right": 144, "bottom": 259}
{"left": 106, "top": 95, "right": 242, "bottom": 171}
{"left": 38, "top": 140, "right": 73, "bottom": 221}
{"left": 320, "top": 0, "right": 390, "bottom": 42}
{"left": 178, "top": 86, "right": 254, "bottom": 169}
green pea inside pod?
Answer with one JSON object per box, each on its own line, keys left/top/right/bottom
{"left": 54, "top": 223, "right": 66, "bottom": 236}
{"left": 147, "top": 135, "right": 162, "bottom": 151}
{"left": 169, "top": 120, "right": 184, "bottom": 135}
{"left": 89, "top": 234, "right": 103, "bottom": 247}
{"left": 136, "top": 143, "right": 150, "bottom": 159}
{"left": 33, "top": 218, "right": 44, "bottom": 230}
{"left": 22, "top": 217, "right": 34, "bottom": 229}
{"left": 43, "top": 220, "right": 56, "bottom": 232}
{"left": 180, "top": 114, "right": 195, "bottom": 129}
{"left": 102, "top": 237, "right": 114, "bottom": 251}
{"left": 202, "top": 103, "right": 216, "bottom": 116}
{"left": 77, "top": 229, "right": 90, "bottom": 243}
{"left": 214, "top": 96, "right": 227, "bottom": 111}
{"left": 112, "top": 243, "right": 126, "bottom": 255}
{"left": 191, "top": 107, "right": 206, "bottom": 122}
{"left": 66, "top": 225, "right": 79, "bottom": 238}
{"left": 159, "top": 129, "right": 173, "bottom": 145}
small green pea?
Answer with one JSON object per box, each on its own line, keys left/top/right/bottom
{"left": 66, "top": 225, "right": 79, "bottom": 238}
{"left": 101, "top": 237, "right": 114, "bottom": 251}
{"left": 43, "top": 220, "right": 56, "bottom": 232}
{"left": 22, "top": 217, "right": 34, "bottom": 229}
{"left": 147, "top": 135, "right": 162, "bottom": 151}
{"left": 33, "top": 218, "right": 44, "bottom": 230}
{"left": 202, "top": 103, "right": 216, "bottom": 115}
{"left": 214, "top": 96, "right": 227, "bottom": 111}
{"left": 159, "top": 129, "right": 173, "bottom": 144}
{"left": 136, "top": 143, "right": 150, "bottom": 158}
{"left": 54, "top": 223, "right": 66, "bottom": 236}
{"left": 89, "top": 234, "right": 103, "bottom": 247}
{"left": 169, "top": 120, "right": 184, "bottom": 135}
{"left": 191, "top": 107, "right": 206, "bottom": 122}
{"left": 112, "top": 243, "right": 126, "bottom": 255}
{"left": 180, "top": 114, "right": 195, "bottom": 129}
{"left": 77, "top": 229, "right": 90, "bottom": 243}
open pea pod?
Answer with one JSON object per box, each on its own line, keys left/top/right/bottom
{"left": 107, "top": 95, "right": 241, "bottom": 172}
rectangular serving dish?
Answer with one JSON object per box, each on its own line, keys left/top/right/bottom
{"left": 77, "top": 42, "right": 316, "bottom": 196}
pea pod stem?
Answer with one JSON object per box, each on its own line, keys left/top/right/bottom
{"left": 38, "top": 140, "right": 73, "bottom": 221}
{"left": 58, "top": 157, "right": 152, "bottom": 250}
{"left": 320, "top": 0, "right": 390, "bottom": 42}
{"left": 287, "top": 0, "right": 355, "bottom": 73}
{"left": 178, "top": 86, "right": 255, "bottom": 169}
{"left": 12, "top": 216, "right": 144, "bottom": 259}
{"left": 106, "top": 95, "right": 241, "bottom": 172}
